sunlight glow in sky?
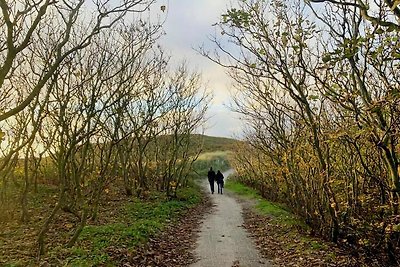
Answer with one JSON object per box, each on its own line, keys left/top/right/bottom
{"left": 157, "top": 0, "right": 244, "bottom": 138}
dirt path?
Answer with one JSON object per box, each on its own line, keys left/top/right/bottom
{"left": 191, "top": 170, "right": 272, "bottom": 267}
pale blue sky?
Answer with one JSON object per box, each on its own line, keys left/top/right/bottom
{"left": 157, "top": 0, "right": 244, "bottom": 138}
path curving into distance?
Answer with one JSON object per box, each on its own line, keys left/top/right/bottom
{"left": 191, "top": 169, "right": 272, "bottom": 267}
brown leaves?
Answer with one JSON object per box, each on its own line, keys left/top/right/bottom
{"left": 242, "top": 207, "right": 363, "bottom": 267}
{"left": 114, "top": 192, "right": 211, "bottom": 267}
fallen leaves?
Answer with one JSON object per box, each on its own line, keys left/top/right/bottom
{"left": 112, "top": 192, "right": 212, "bottom": 267}
{"left": 241, "top": 206, "right": 370, "bottom": 267}
{"left": 0, "top": 182, "right": 209, "bottom": 266}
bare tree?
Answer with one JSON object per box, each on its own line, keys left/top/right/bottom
{"left": 0, "top": 0, "right": 155, "bottom": 121}
{"left": 36, "top": 14, "right": 164, "bottom": 253}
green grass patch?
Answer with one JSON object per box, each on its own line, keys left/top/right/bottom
{"left": 301, "top": 236, "right": 328, "bottom": 250}
{"left": 225, "top": 180, "right": 303, "bottom": 227}
{"left": 226, "top": 179, "right": 336, "bottom": 260}
{"left": 224, "top": 180, "right": 259, "bottom": 198}
{"left": 310, "top": 240, "right": 326, "bottom": 250}
{"left": 2, "top": 263, "right": 23, "bottom": 267}
{"left": 30, "top": 184, "right": 58, "bottom": 207}
{"left": 64, "top": 184, "right": 202, "bottom": 266}
{"left": 193, "top": 150, "right": 232, "bottom": 177}
{"left": 325, "top": 251, "right": 337, "bottom": 261}
{"left": 1, "top": 179, "right": 202, "bottom": 266}
{"left": 196, "top": 150, "right": 230, "bottom": 160}
{"left": 194, "top": 134, "right": 238, "bottom": 153}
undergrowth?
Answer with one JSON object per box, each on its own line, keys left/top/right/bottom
{"left": 225, "top": 179, "right": 331, "bottom": 254}
{"left": 65, "top": 184, "right": 202, "bottom": 266}
{"left": 225, "top": 180, "right": 300, "bottom": 225}
{"left": 192, "top": 150, "right": 232, "bottom": 178}
{"left": 2, "top": 181, "right": 202, "bottom": 266}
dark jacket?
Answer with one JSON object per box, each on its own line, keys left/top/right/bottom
{"left": 216, "top": 171, "right": 224, "bottom": 184}
{"left": 208, "top": 169, "right": 216, "bottom": 182}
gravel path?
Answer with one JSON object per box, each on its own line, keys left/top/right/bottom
{"left": 191, "top": 169, "right": 272, "bottom": 267}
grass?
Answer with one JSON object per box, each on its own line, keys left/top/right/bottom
{"left": 62, "top": 184, "right": 202, "bottom": 266}
{"left": 1, "top": 181, "right": 202, "bottom": 266}
{"left": 310, "top": 240, "right": 326, "bottom": 250}
{"left": 225, "top": 180, "right": 303, "bottom": 227}
{"left": 225, "top": 179, "right": 336, "bottom": 258}
{"left": 224, "top": 180, "right": 259, "bottom": 198}
{"left": 194, "top": 134, "right": 239, "bottom": 153}
{"left": 190, "top": 134, "right": 238, "bottom": 177}
{"left": 192, "top": 150, "right": 232, "bottom": 178}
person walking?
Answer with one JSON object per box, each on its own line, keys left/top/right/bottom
{"left": 207, "top": 167, "right": 216, "bottom": 194}
{"left": 216, "top": 170, "right": 224, "bottom": 194}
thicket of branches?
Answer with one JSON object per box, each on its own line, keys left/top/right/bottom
{"left": 0, "top": 0, "right": 210, "bottom": 256}
{"left": 205, "top": 0, "right": 400, "bottom": 264}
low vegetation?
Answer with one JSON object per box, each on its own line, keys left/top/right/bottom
{"left": 1, "top": 181, "right": 202, "bottom": 266}
{"left": 0, "top": 134, "right": 236, "bottom": 265}
{"left": 193, "top": 135, "right": 239, "bottom": 153}
{"left": 192, "top": 150, "right": 233, "bottom": 177}
{"left": 0, "top": 0, "right": 214, "bottom": 260}
{"left": 206, "top": 0, "right": 400, "bottom": 264}
{"left": 226, "top": 179, "right": 364, "bottom": 266}
{"left": 226, "top": 179, "right": 303, "bottom": 228}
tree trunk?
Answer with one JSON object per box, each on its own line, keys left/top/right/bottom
{"left": 21, "top": 148, "right": 30, "bottom": 223}
{"left": 37, "top": 188, "right": 64, "bottom": 256}
{"left": 67, "top": 207, "right": 89, "bottom": 247}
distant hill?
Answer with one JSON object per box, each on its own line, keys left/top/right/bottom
{"left": 192, "top": 134, "right": 239, "bottom": 153}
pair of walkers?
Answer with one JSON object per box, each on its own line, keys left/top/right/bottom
{"left": 207, "top": 167, "right": 224, "bottom": 194}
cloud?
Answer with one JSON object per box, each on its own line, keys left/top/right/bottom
{"left": 157, "top": 0, "right": 242, "bottom": 138}
{"left": 160, "top": 0, "right": 230, "bottom": 58}
{"left": 204, "top": 105, "right": 245, "bottom": 138}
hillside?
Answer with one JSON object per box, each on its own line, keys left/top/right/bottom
{"left": 192, "top": 134, "right": 239, "bottom": 153}
{"left": 190, "top": 135, "right": 239, "bottom": 177}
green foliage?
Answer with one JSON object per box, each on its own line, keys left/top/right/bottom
{"left": 326, "top": 252, "right": 337, "bottom": 261}
{"left": 177, "top": 183, "right": 202, "bottom": 204}
{"left": 2, "top": 264, "right": 22, "bottom": 267}
{"left": 224, "top": 179, "right": 260, "bottom": 198}
{"left": 192, "top": 151, "right": 232, "bottom": 177}
{"left": 0, "top": 183, "right": 204, "bottom": 266}
{"left": 225, "top": 180, "right": 304, "bottom": 227}
{"left": 211, "top": 0, "right": 400, "bottom": 263}
{"left": 222, "top": 8, "right": 252, "bottom": 27}
{"left": 63, "top": 185, "right": 202, "bottom": 266}
{"left": 194, "top": 134, "right": 238, "bottom": 153}
{"left": 309, "top": 240, "right": 326, "bottom": 250}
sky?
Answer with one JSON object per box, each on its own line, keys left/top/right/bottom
{"left": 156, "top": 0, "right": 244, "bottom": 138}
